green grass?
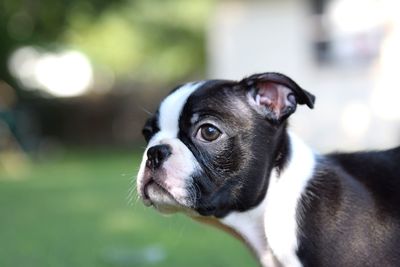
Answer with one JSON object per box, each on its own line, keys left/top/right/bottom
{"left": 0, "top": 149, "right": 257, "bottom": 267}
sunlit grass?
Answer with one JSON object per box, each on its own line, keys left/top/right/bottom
{"left": 0, "top": 149, "right": 257, "bottom": 267}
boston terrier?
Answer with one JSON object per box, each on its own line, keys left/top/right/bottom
{"left": 136, "top": 72, "right": 400, "bottom": 267}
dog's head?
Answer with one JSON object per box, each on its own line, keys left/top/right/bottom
{"left": 136, "top": 72, "right": 315, "bottom": 217}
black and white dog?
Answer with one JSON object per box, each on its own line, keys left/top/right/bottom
{"left": 136, "top": 72, "right": 400, "bottom": 267}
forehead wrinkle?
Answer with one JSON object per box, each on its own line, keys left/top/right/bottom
{"left": 158, "top": 81, "right": 205, "bottom": 138}
{"left": 184, "top": 89, "right": 254, "bottom": 134}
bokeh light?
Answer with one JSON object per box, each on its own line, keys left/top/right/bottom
{"left": 9, "top": 47, "right": 93, "bottom": 97}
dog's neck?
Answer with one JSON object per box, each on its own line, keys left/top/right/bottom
{"left": 220, "top": 132, "right": 316, "bottom": 267}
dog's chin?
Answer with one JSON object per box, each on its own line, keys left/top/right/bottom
{"left": 143, "top": 181, "right": 187, "bottom": 214}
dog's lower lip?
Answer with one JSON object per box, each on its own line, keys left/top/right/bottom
{"left": 142, "top": 179, "right": 154, "bottom": 206}
{"left": 143, "top": 179, "right": 180, "bottom": 205}
{"left": 143, "top": 181, "right": 152, "bottom": 199}
{"left": 147, "top": 180, "right": 167, "bottom": 196}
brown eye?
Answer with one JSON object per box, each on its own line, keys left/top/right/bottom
{"left": 197, "top": 124, "right": 221, "bottom": 142}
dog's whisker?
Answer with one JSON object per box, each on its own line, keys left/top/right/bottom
{"left": 140, "top": 106, "right": 153, "bottom": 116}
{"left": 127, "top": 173, "right": 139, "bottom": 206}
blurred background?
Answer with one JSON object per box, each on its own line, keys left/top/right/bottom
{"left": 0, "top": 0, "right": 399, "bottom": 266}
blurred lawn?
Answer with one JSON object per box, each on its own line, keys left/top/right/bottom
{"left": 0, "top": 149, "right": 257, "bottom": 267}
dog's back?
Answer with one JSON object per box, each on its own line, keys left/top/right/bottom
{"left": 329, "top": 146, "right": 400, "bottom": 213}
{"left": 298, "top": 147, "right": 400, "bottom": 267}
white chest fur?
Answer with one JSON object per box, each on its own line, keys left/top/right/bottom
{"left": 221, "top": 197, "right": 268, "bottom": 258}
{"left": 264, "top": 133, "right": 316, "bottom": 267}
{"left": 221, "top": 133, "right": 316, "bottom": 267}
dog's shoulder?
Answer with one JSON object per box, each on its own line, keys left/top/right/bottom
{"left": 326, "top": 146, "right": 400, "bottom": 207}
{"left": 328, "top": 146, "right": 400, "bottom": 178}
{"left": 324, "top": 147, "right": 400, "bottom": 211}
{"left": 296, "top": 147, "right": 400, "bottom": 267}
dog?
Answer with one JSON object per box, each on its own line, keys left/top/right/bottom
{"left": 136, "top": 72, "right": 400, "bottom": 267}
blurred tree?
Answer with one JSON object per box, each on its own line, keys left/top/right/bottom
{"left": 0, "top": 0, "right": 212, "bottom": 149}
{"left": 0, "top": 0, "right": 212, "bottom": 97}
{"left": 66, "top": 1, "right": 211, "bottom": 84}
{"left": 0, "top": 0, "right": 128, "bottom": 97}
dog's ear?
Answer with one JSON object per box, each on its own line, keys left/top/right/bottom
{"left": 241, "top": 72, "right": 315, "bottom": 123}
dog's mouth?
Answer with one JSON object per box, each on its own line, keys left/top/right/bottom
{"left": 142, "top": 179, "right": 173, "bottom": 203}
{"left": 142, "top": 178, "right": 182, "bottom": 213}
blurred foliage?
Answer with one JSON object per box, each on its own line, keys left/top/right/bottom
{"left": 65, "top": 1, "right": 212, "bottom": 82}
{"left": 0, "top": 0, "right": 213, "bottom": 95}
{"left": 0, "top": 0, "right": 123, "bottom": 91}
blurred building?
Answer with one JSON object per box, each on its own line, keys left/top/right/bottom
{"left": 207, "top": 0, "right": 400, "bottom": 151}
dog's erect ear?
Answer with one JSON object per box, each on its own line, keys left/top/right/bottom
{"left": 241, "top": 72, "right": 315, "bottom": 123}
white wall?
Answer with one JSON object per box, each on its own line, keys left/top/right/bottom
{"left": 207, "top": 0, "right": 400, "bottom": 152}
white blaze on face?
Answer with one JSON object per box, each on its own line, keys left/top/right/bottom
{"left": 158, "top": 82, "right": 201, "bottom": 137}
{"left": 137, "top": 82, "right": 205, "bottom": 210}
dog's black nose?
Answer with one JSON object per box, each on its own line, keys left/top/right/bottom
{"left": 146, "top": 144, "right": 172, "bottom": 169}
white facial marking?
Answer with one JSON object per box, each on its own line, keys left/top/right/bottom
{"left": 264, "top": 132, "right": 315, "bottom": 267}
{"left": 220, "top": 132, "right": 316, "bottom": 267}
{"left": 158, "top": 81, "right": 204, "bottom": 138}
{"left": 136, "top": 81, "right": 205, "bottom": 210}
{"left": 159, "top": 138, "right": 198, "bottom": 205}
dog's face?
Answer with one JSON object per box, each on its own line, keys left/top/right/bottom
{"left": 137, "top": 73, "right": 315, "bottom": 217}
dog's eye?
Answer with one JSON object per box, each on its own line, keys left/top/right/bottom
{"left": 197, "top": 124, "right": 222, "bottom": 142}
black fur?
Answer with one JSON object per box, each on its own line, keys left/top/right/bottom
{"left": 142, "top": 111, "right": 159, "bottom": 143}
{"left": 297, "top": 148, "right": 400, "bottom": 267}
